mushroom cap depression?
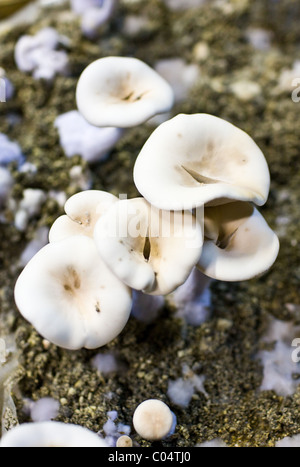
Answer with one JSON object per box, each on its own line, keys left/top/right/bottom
{"left": 198, "top": 201, "right": 280, "bottom": 281}
{"left": 14, "top": 236, "right": 132, "bottom": 350}
{"left": 0, "top": 422, "right": 108, "bottom": 447}
{"left": 49, "top": 190, "right": 118, "bottom": 242}
{"left": 134, "top": 113, "right": 270, "bottom": 211}
{"left": 76, "top": 56, "right": 174, "bottom": 128}
{"left": 94, "top": 198, "right": 203, "bottom": 295}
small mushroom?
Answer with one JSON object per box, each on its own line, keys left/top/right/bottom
{"left": 93, "top": 198, "right": 203, "bottom": 295}
{"left": 133, "top": 399, "right": 176, "bottom": 441}
{"left": 49, "top": 190, "right": 118, "bottom": 242}
{"left": 0, "top": 421, "right": 108, "bottom": 447}
{"left": 76, "top": 57, "right": 174, "bottom": 128}
{"left": 14, "top": 236, "right": 132, "bottom": 350}
{"left": 116, "top": 435, "right": 133, "bottom": 448}
{"left": 134, "top": 113, "right": 270, "bottom": 211}
{"left": 198, "top": 201, "right": 280, "bottom": 281}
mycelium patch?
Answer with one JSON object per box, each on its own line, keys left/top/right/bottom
{"left": 134, "top": 113, "right": 270, "bottom": 211}
{"left": 14, "top": 236, "right": 132, "bottom": 350}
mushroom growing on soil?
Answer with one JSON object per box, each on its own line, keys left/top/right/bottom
{"left": 0, "top": 421, "right": 108, "bottom": 447}
{"left": 133, "top": 399, "right": 176, "bottom": 441}
{"left": 49, "top": 190, "right": 118, "bottom": 242}
{"left": 76, "top": 57, "right": 174, "bottom": 128}
{"left": 198, "top": 201, "right": 280, "bottom": 281}
{"left": 93, "top": 197, "right": 203, "bottom": 295}
{"left": 134, "top": 113, "right": 270, "bottom": 211}
{"left": 14, "top": 236, "right": 132, "bottom": 350}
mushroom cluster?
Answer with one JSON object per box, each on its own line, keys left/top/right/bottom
{"left": 14, "top": 56, "right": 279, "bottom": 354}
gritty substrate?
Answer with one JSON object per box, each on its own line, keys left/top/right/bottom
{"left": 0, "top": 0, "right": 300, "bottom": 447}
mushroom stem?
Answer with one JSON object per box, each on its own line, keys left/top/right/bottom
{"left": 131, "top": 291, "right": 165, "bottom": 324}
{"left": 169, "top": 267, "right": 212, "bottom": 326}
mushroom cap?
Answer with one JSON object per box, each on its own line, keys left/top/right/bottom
{"left": 0, "top": 422, "right": 108, "bottom": 447}
{"left": 116, "top": 435, "right": 133, "bottom": 448}
{"left": 49, "top": 190, "right": 118, "bottom": 242}
{"left": 76, "top": 56, "right": 174, "bottom": 128}
{"left": 198, "top": 201, "right": 280, "bottom": 281}
{"left": 14, "top": 236, "right": 132, "bottom": 350}
{"left": 133, "top": 399, "right": 174, "bottom": 441}
{"left": 134, "top": 113, "right": 270, "bottom": 211}
{"left": 94, "top": 198, "right": 203, "bottom": 295}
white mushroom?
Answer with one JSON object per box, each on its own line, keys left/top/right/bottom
{"left": 134, "top": 113, "right": 270, "bottom": 211}
{"left": 116, "top": 435, "right": 133, "bottom": 447}
{"left": 0, "top": 421, "right": 108, "bottom": 447}
{"left": 49, "top": 190, "right": 118, "bottom": 242}
{"left": 76, "top": 57, "right": 174, "bottom": 128}
{"left": 94, "top": 198, "right": 203, "bottom": 295}
{"left": 133, "top": 399, "right": 176, "bottom": 441}
{"left": 14, "top": 236, "right": 132, "bottom": 350}
{"left": 198, "top": 201, "right": 280, "bottom": 281}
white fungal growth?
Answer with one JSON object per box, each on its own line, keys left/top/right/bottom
{"left": 30, "top": 398, "right": 60, "bottom": 423}
{"left": 276, "top": 435, "right": 300, "bottom": 448}
{"left": 167, "top": 367, "right": 207, "bottom": 409}
{"left": 54, "top": 111, "right": 123, "bottom": 163}
{"left": 14, "top": 28, "right": 69, "bottom": 81}
{"left": 257, "top": 319, "right": 300, "bottom": 397}
{"left": 14, "top": 236, "right": 132, "bottom": 350}
{"left": 76, "top": 57, "right": 174, "bottom": 128}
{"left": 155, "top": 58, "right": 200, "bottom": 103}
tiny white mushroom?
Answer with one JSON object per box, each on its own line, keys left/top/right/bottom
{"left": 0, "top": 421, "right": 108, "bottom": 447}
{"left": 134, "top": 113, "right": 270, "bottom": 211}
{"left": 198, "top": 202, "right": 280, "bottom": 281}
{"left": 94, "top": 198, "right": 203, "bottom": 295}
{"left": 116, "top": 435, "right": 133, "bottom": 447}
{"left": 76, "top": 57, "right": 174, "bottom": 128}
{"left": 14, "top": 236, "right": 132, "bottom": 350}
{"left": 49, "top": 190, "right": 118, "bottom": 242}
{"left": 133, "top": 399, "right": 176, "bottom": 441}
